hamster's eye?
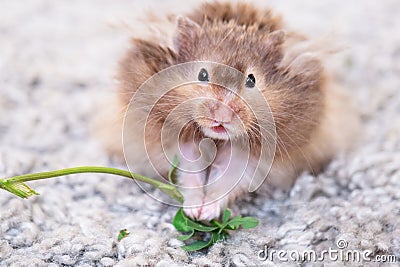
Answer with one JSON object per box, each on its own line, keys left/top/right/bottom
{"left": 198, "top": 68, "right": 209, "bottom": 82}
{"left": 245, "top": 74, "right": 256, "bottom": 88}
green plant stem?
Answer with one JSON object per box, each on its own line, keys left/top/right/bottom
{"left": 211, "top": 219, "right": 223, "bottom": 228}
{"left": 0, "top": 166, "right": 183, "bottom": 203}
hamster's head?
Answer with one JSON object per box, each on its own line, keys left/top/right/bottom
{"left": 170, "top": 17, "right": 325, "bottom": 147}
{"left": 173, "top": 64, "right": 262, "bottom": 141}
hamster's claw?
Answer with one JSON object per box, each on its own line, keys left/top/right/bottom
{"left": 183, "top": 206, "right": 202, "bottom": 221}
{"left": 183, "top": 199, "right": 223, "bottom": 221}
{"left": 197, "top": 201, "right": 222, "bottom": 221}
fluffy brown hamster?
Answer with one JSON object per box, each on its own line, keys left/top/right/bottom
{"left": 101, "top": 2, "right": 358, "bottom": 220}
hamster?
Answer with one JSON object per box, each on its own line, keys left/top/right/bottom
{"left": 102, "top": 2, "right": 359, "bottom": 221}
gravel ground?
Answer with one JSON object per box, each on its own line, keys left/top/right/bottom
{"left": 0, "top": 0, "right": 399, "bottom": 266}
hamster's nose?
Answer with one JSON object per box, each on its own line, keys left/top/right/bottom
{"left": 211, "top": 103, "right": 234, "bottom": 124}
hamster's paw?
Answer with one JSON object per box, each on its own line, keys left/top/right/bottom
{"left": 183, "top": 206, "right": 202, "bottom": 220}
{"left": 197, "top": 200, "right": 222, "bottom": 221}
{"left": 183, "top": 198, "right": 225, "bottom": 221}
{"left": 181, "top": 190, "right": 205, "bottom": 220}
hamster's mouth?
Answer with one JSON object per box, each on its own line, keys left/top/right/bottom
{"left": 201, "top": 125, "right": 230, "bottom": 140}
{"left": 211, "top": 125, "right": 227, "bottom": 134}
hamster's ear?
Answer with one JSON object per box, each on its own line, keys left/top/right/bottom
{"left": 261, "top": 30, "right": 286, "bottom": 66}
{"left": 173, "top": 16, "right": 201, "bottom": 53}
{"left": 117, "top": 39, "right": 176, "bottom": 104}
{"left": 265, "top": 30, "right": 285, "bottom": 47}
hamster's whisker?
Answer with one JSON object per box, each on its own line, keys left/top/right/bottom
{"left": 249, "top": 121, "right": 294, "bottom": 168}
{"left": 273, "top": 112, "right": 320, "bottom": 126}
{"left": 274, "top": 121, "right": 313, "bottom": 143}
{"left": 274, "top": 123, "right": 314, "bottom": 173}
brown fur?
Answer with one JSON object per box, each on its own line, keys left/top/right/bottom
{"left": 102, "top": 2, "right": 359, "bottom": 219}
{"left": 118, "top": 3, "right": 324, "bottom": 169}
